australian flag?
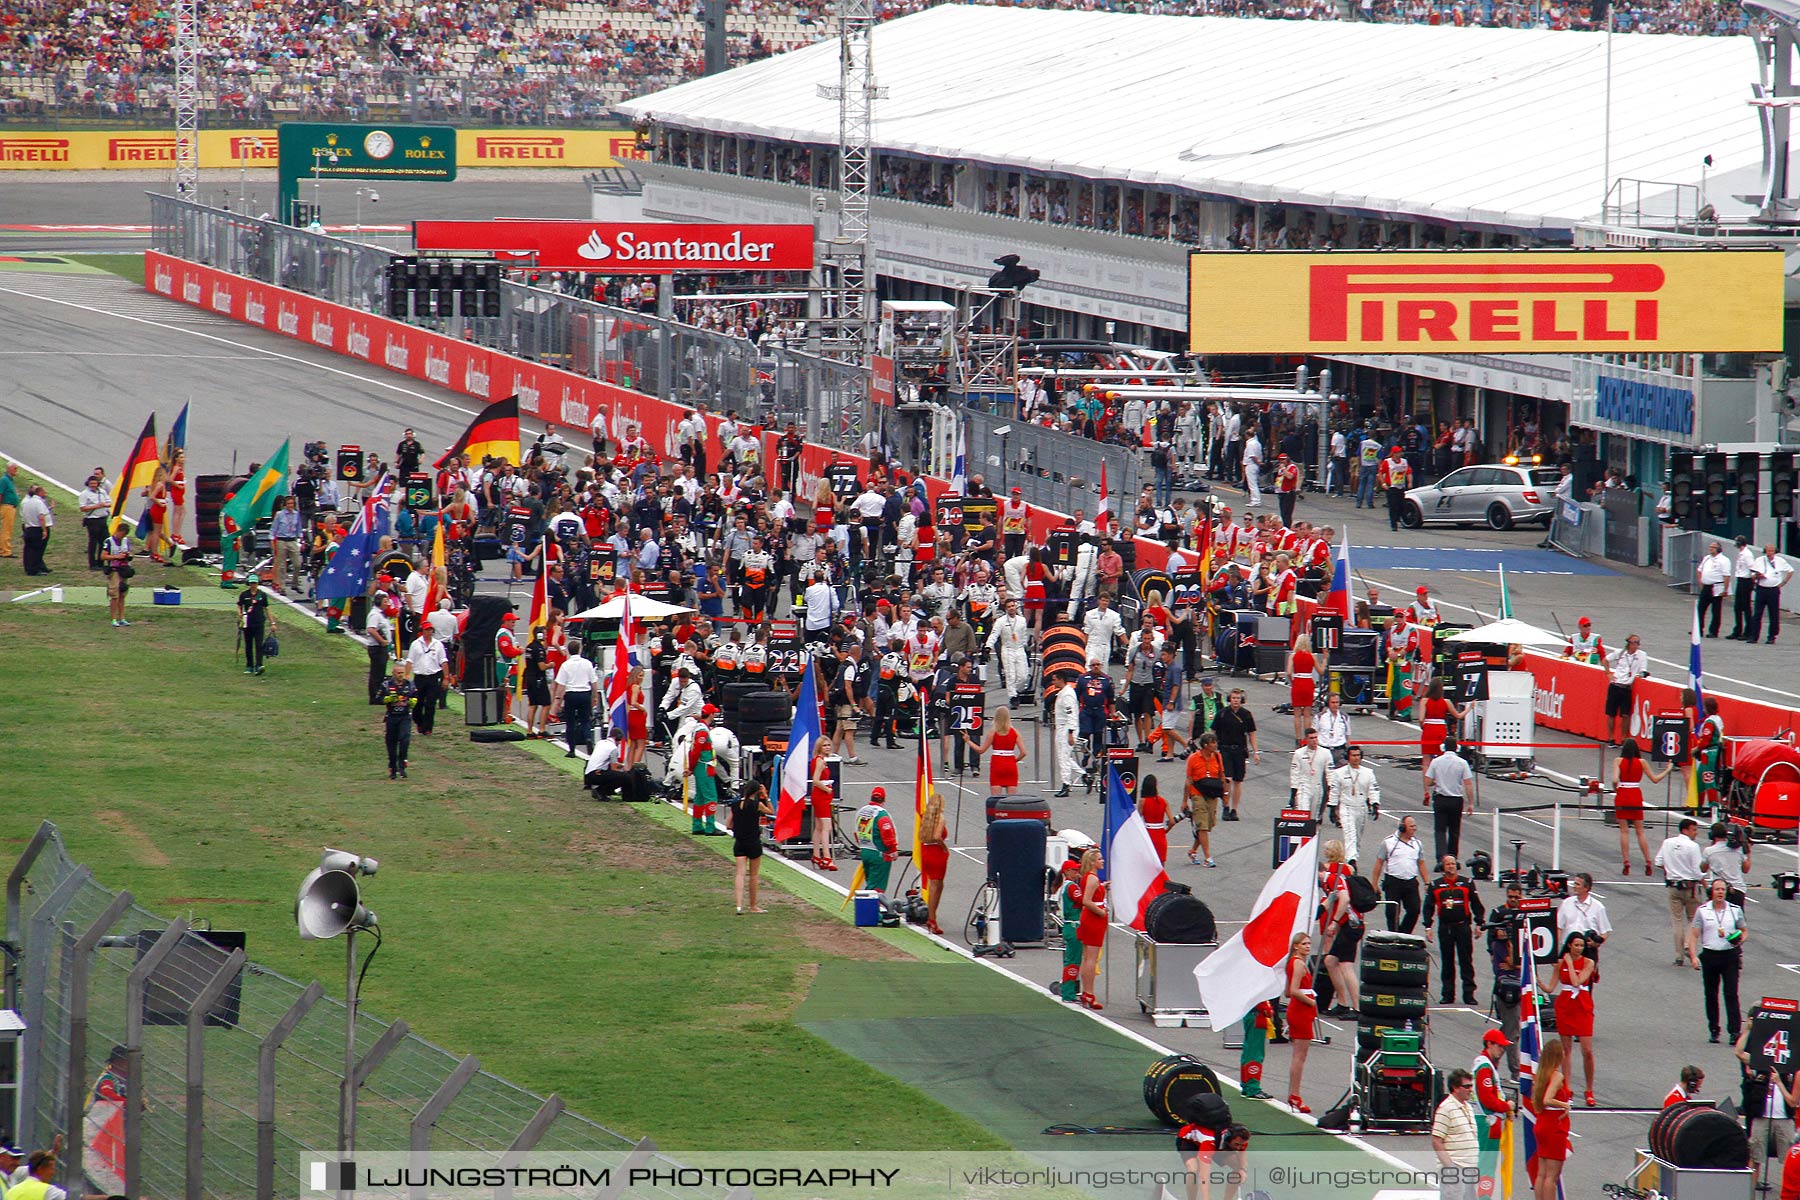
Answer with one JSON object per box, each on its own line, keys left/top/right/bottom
{"left": 315, "top": 480, "right": 388, "bottom": 602}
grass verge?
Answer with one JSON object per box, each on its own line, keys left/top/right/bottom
{"left": 64, "top": 251, "right": 146, "bottom": 285}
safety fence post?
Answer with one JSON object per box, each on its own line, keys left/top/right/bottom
{"left": 63, "top": 891, "right": 134, "bottom": 1193}
{"left": 186, "top": 948, "right": 248, "bottom": 1200}
{"left": 126, "top": 919, "right": 191, "bottom": 1199}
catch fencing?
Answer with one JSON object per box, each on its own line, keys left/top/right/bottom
{"left": 6, "top": 822, "right": 714, "bottom": 1200}
{"left": 959, "top": 406, "right": 1143, "bottom": 519}
{"left": 148, "top": 192, "right": 867, "bottom": 444}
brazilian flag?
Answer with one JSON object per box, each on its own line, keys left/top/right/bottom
{"left": 221, "top": 439, "right": 291, "bottom": 531}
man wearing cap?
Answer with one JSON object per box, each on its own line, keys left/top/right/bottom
{"left": 1377, "top": 445, "right": 1413, "bottom": 532}
{"left": 1410, "top": 585, "right": 1439, "bottom": 627}
{"left": 494, "top": 612, "right": 522, "bottom": 719}
{"left": 1001, "top": 487, "right": 1029, "bottom": 560}
{"left": 1565, "top": 616, "right": 1603, "bottom": 664}
{"left": 1603, "top": 633, "right": 1649, "bottom": 747}
{"left": 236, "top": 574, "right": 274, "bottom": 675}
{"left": 1057, "top": 856, "right": 1084, "bottom": 1000}
{"left": 1274, "top": 452, "right": 1302, "bottom": 527}
{"left": 1471, "top": 1029, "right": 1515, "bottom": 1192}
{"left": 855, "top": 786, "right": 900, "bottom": 894}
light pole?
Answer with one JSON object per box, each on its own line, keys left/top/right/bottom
{"left": 353, "top": 187, "right": 379, "bottom": 237}
{"left": 311, "top": 149, "right": 338, "bottom": 225}
{"left": 994, "top": 423, "right": 1013, "bottom": 495}
{"left": 296, "top": 848, "right": 379, "bottom": 1194}
{"left": 238, "top": 135, "right": 265, "bottom": 213}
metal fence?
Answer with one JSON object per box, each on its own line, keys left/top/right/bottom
{"left": 148, "top": 192, "right": 869, "bottom": 442}
{"left": 959, "top": 405, "right": 1143, "bottom": 519}
{"left": 6, "top": 822, "right": 715, "bottom": 1200}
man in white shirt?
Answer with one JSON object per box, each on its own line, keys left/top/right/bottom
{"left": 78, "top": 473, "right": 112, "bottom": 571}
{"left": 1288, "top": 727, "right": 1329, "bottom": 819}
{"left": 425, "top": 597, "right": 459, "bottom": 646}
{"left": 1555, "top": 871, "right": 1612, "bottom": 962}
{"left": 1327, "top": 428, "right": 1348, "bottom": 497}
{"left": 1695, "top": 540, "right": 1733, "bottom": 638}
{"left": 1430, "top": 1070, "right": 1482, "bottom": 1200}
{"left": 1603, "top": 634, "right": 1649, "bottom": 746}
{"left": 660, "top": 665, "right": 704, "bottom": 740}
{"left": 803, "top": 576, "right": 839, "bottom": 643}
{"left": 404, "top": 624, "right": 447, "bottom": 736}
{"left": 851, "top": 484, "right": 887, "bottom": 564}
{"left": 18, "top": 486, "right": 53, "bottom": 576}
{"left": 1655, "top": 817, "right": 1706, "bottom": 965}
{"left": 553, "top": 643, "right": 600, "bottom": 758}
{"left": 1728, "top": 535, "right": 1759, "bottom": 639}
{"left": 584, "top": 727, "right": 634, "bottom": 800}
{"left": 1371, "top": 814, "right": 1425, "bottom": 932}
{"left": 1747, "top": 544, "right": 1795, "bottom": 645}
{"left": 1425, "top": 739, "right": 1475, "bottom": 862}
{"left": 1241, "top": 431, "right": 1264, "bottom": 507}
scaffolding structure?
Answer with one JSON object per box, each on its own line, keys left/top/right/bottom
{"left": 172, "top": 0, "right": 200, "bottom": 196}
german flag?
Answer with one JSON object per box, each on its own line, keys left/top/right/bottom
{"left": 109, "top": 414, "right": 159, "bottom": 522}
{"left": 435, "top": 396, "right": 520, "bottom": 469}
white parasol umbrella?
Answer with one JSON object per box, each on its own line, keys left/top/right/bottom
{"left": 1441, "top": 618, "right": 1565, "bottom": 648}
{"left": 569, "top": 594, "right": 695, "bottom": 620}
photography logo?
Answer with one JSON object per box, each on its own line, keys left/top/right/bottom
{"left": 308, "top": 1161, "right": 357, "bottom": 1191}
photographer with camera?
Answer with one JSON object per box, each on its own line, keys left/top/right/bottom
{"left": 1485, "top": 882, "right": 1527, "bottom": 1074}
{"left": 1734, "top": 1013, "right": 1800, "bottom": 1185}
{"left": 1704, "top": 821, "right": 1751, "bottom": 909}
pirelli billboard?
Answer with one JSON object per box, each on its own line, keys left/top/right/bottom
{"left": 1188, "top": 251, "right": 1786, "bottom": 354}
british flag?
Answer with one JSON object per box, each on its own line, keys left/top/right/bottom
{"left": 1517, "top": 926, "right": 1562, "bottom": 1198}
{"left": 604, "top": 583, "right": 638, "bottom": 737}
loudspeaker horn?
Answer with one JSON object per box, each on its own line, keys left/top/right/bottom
{"left": 296, "top": 869, "right": 376, "bottom": 940}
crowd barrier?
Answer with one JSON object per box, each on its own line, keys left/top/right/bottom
{"left": 143, "top": 251, "right": 1175, "bottom": 570}
{"left": 0, "top": 128, "right": 640, "bottom": 170}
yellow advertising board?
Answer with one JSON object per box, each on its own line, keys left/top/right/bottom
{"left": 0, "top": 127, "right": 640, "bottom": 170}
{"left": 1188, "top": 250, "right": 1786, "bottom": 354}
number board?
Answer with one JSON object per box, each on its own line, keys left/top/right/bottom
{"left": 937, "top": 496, "right": 966, "bottom": 532}
{"left": 1049, "top": 527, "right": 1076, "bottom": 567}
{"left": 337, "top": 445, "right": 364, "bottom": 482}
{"left": 589, "top": 542, "right": 616, "bottom": 584}
{"left": 1453, "top": 653, "right": 1488, "bottom": 704}
{"left": 827, "top": 462, "right": 861, "bottom": 502}
{"left": 1516, "top": 896, "right": 1560, "bottom": 964}
{"left": 1272, "top": 809, "right": 1316, "bottom": 868}
{"left": 1107, "top": 747, "right": 1140, "bottom": 803}
{"left": 1170, "top": 570, "right": 1203, "bottom": 608}
{"left": 404, "top": 472, "right": 432, "bottom": 510}
{"left": 507, "top": 505, "right": 533, "bottom": 545}
{"left": 1748, "top": 998, "right": 1799, "bottom": 1075}
{"left": 1311, "top": 611, "right": 1343, "bottom": 651}
{"left": 375, "top": 550, "right": 415, "bottom": 583}
{"left": 766, "top": 619, "right": 806, "bottom": 678}
{"left": 951, "top": 683, "right": 986, "bottom": 733}
{"left": 1651, "top": 711, "right": 1691, "bottom": 764}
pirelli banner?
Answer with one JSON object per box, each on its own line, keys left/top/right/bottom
{"left": 1188, "top": 250, "right": 1785, "bottom": 353}
{"left": 0, "top": 128, "right": 642, "bottom": 170}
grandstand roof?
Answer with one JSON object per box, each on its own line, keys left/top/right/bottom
{"left": 620, "top": 6, "right": 1763, "bottom": 231}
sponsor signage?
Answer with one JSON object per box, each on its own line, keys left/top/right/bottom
{"left": 277, "top": 122, "right": 458, "bottom": 183}
{"left": 412, "top": 220, "right": 815, "bottom": 274}
{"left": 1188, "top": 251, "right": 1785, "bottom": 353}
{"left": 1592, "top": 374, "right": 1695, "bottom": 437}
{"left": 459, "top": 129, "right": 644, "bottom": 167}
{"left": 0, "top": 129, "right": 634, "bottom": 171}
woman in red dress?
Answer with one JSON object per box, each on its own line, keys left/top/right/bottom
{"left": 809, "top": 739, "right": 838, "bottom": 871}
{"left": 167, "top": 449, "right": 188, "bottom": 548}
{"left": 624, "top": 665, "right": 650, "bottom": 767}
{"left": 1611, "top": 740, "right": 1671, "bottom": 875}
{"left": 1285, "top": 931, "right": 1317, "bottom": 1112}
{"left": 1025, "top": 551, "right": 1053, "bottom": 628}
{"left": 1286, "top": 633, "right": 1318, "bottom": 741}
{"left": 1554, "top": 933, "right": 1599, "bottom": 1108}
{"left": 1076, "top": 847, "right": 1108, "bottom": 1009}
{"left": 1530, "top": 1038, "right": 1573, "bottom": 1200}
{"left": 965, "top": 706, "right": 1026, "bottom": 795}
{"left": 1138, "top": 774, "right": 1171, "bottom": 866}
{"left": 918, "top": 793, "right": 950, "bottom": 935}
{"left": 1418, "top": 679, "right": 1467, "bottom": 801}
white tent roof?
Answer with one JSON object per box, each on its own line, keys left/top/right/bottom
{"left": 621, "top": 7, "right": 1762, "bottom": 230}
{"left": 1443, "top": 618, "right": 1566, "bottom": 647}
{"left": 570, "top": 594, "right": 694, "bottom": 620}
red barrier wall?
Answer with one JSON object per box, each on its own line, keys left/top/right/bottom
{"left": 1520, "top": 650, "right": 1798, "bottom": 747}
{"left": 146, "top": 252, "right": 1172, "bottom": 568}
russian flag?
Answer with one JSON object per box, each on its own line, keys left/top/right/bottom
{"left": 773, "top": 657, "right": 822, "bottom": 841}
{"left": 1103, "top": 765, "right": 1168, "bottom": 932}
{"left": 1326, "top": 530, "right": 1351, "bottom": 619}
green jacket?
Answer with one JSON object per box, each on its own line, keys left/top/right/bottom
{"left": 0, "top": 474, "right": 18, "bottom": 507}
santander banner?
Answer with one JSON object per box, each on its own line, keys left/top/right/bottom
{"left": 412, "top": 220, "right": 815, "bottom": 273}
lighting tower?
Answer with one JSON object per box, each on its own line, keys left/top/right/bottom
{"left": 815, "top": 0, "right": 883, "bottom": 450}
{"left": 172, "top": 0, "right": 200, "bottom": 196}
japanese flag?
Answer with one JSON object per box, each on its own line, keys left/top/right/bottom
{"left": 1193, "top": 836, "right": 1320, "bottom": 1030}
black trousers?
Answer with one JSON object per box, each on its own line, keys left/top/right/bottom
{"left": 953, "top": 730, "right": 981, "bottom": 775}
{"left": 1382, "top": 876, "right": 1421, "bottom": 934}
{"left": 385, "top": 714, "right": 411, "bottom": 773}
{"left": 85, "top": 517, "right": 107, "bottom": 569}
{"left": 1732, "top": 577, "right": 1755, "bottom": 636}
{"left": 874, "top": 685, "right": 899, "bottom": 742}
{"left": 1435, "top": 920, "right": 1476, "bottom": 1000}
{"left": 243, "top": 622, "right": 265, "bottom": 671}
{"left": 1697, "top": 589, "right": 1725, "bottom": 637}
{"left": 1749, "top": 586, "right": 1778, "bottom": 644}
{"left": 1278, "top": 490, "right": 1298, "bottom": 528}
{"left": 367, "top": 643, "right": 389, "bottom": 704}
{"left": 22, "top": 526, "right": 48, "bottom": 575}
{"left": 563, "top": 690, "right": 594, "bottom": 756}
{"left": 1432, "top": 793, "right": 1464, "bottom": 861}
{"left": 1385, "top": 487, "right": 1406, "bottom": 530}
{"left": 1700, "top": 946, "right": 1743, "bottom": 1039}
{"left": 413, "top": 673, "right": 441, "bottom": 733}
{"left": 586, "top": 767, "right": 634, "bottom": 799}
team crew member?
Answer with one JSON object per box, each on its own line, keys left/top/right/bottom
{"left": 1075, "top": 847, "right": 1108, "bottom": 1010}
{"left": 987, "top": 597, "right": 1033, "bottom": 703}
{"left": 1325, "top": 744, "right": 1378, "bottom": 864}
{"left": 1656, "top": 818, "right": 1706, "bottom": 965}
{"left": 1056, "top": 857, "right": 1084, "bottom": 1001}
{"left": 1664, "top": 1065, "right": 1705, "bottom": 1108}
{"left": 237, "top": 574, "right": 274, "bottom": 675}
{"left": 1602, "top": 634, "right": 1649, "bottom": 746}
{"left": 855, "top": 786, "right": 900, "bottom": 894}
{"left": 1050, "top": 676, "right": 1083, "bottom": 798}
{"left": 1075, "top": 660, "right": 1115, "bottom": 778}
{"left": 1212, "top": 688, "right": 1259, "bottom": 821}
{"left": 1377, "top": 445, "right": 1412, "bottom": 531}
{"left": 1371, "top": 815, "right": 1425, "bottom": 933}
{"left": 1471, "top": 1030, "right": 1515, "bottom": 1191}
{"left": 1554, "top": 932, "right": 1599, "bottom": 1108}
{"left": 1424, "top": 855, "right": 1485, "bottom": 1006}
{"left": 1555, "top": 873, "right": 1612, "bottom": 970}
{"left": 1426, "top": 738, "right": 1475, "bottom": 861}
{"left": 1184, "top": 733, "right": 1225, "bottom": 868}
{"left": 1687, "top": 879, "right": 1748, "bottom": 1045}
{"left": 1486, "top": 884, "right": 1526, "bottom": 1072}
{"left": 377, "top": 662, "right": 416, "bottom": 779}
{"left": 1612, "top": 742, "right": 1671, "bottom": 875}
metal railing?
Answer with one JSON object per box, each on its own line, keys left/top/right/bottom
{"left": 7, "top": 822, "right": 715, "bottom": 1200}
{"left": 958, "top": 405, "right": 1143, "bottom": 519}
{"left": 148, "top": 192, "right": 869, "bottom": 440}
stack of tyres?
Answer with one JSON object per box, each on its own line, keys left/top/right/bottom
{"left": 1039, "top": 625, "right": 1088, "bottom": 697}
{"left": 195, "top": 474, "right": 228, "bottom": 554}
{"left": 1214, "top": 610, "right": 1258, "bottom": 673}
{"left": 1126, "top": 567, "right": 1175, "bottom": 626}
{"left": 736, "top": 690, "right": 794, "bottom": 749}
{"left": 1142, "top": 1055, "right": 1222, "bottom": 1127}
{"left": 1357, "top": 931, "right": 1430, "bottom": 1057}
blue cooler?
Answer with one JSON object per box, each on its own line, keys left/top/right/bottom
{"left": 853, "top": 890, "right": 882, "bottom": 927}
{"left": 153, "top": 587, "right": 182, "bottom": 606}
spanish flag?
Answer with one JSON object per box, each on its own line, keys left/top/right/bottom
{"left": 110, "top": 414, "right": 159, "bottom": 522}
{"left": 913, "top": 700, "right": 937, "bottom": 903}
{"left": 435, "top": 396, "right": 520, "bottom": 469}
{"left": 219, "top": 439, "right": 291, "bottom": 532}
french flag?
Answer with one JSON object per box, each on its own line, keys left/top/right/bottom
{"left": 773, "top": 657, "right": 822, "bottom": 841}
{"left": 1103, "top": 765, "right": 1168, "bottom": 933}
{"left": 1326, "top": 530, "right": 1351, "bottom": 619}
{"left": 605, "top": 584, "right": 637, "bottom": 737}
